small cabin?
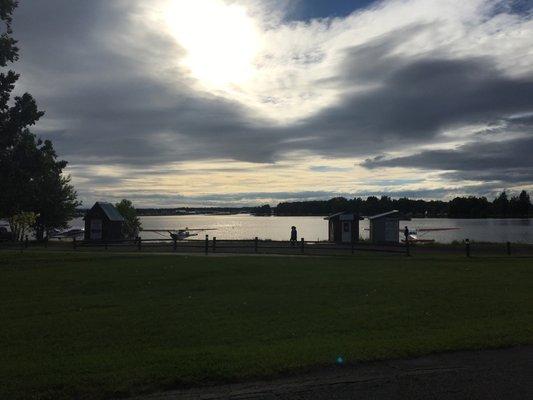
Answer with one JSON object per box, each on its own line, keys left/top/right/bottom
{"left": 368, "top": 210, "right": 409, "bottom": 244}
{"left": 325, "top": 212, "right": 363, "bottom": 243}
{"left": 84, "top": 202, "right": 125, "bottom": 241}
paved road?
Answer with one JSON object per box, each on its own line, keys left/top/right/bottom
{"left": 135, "top": 347, "right": 532, "bottom": 400}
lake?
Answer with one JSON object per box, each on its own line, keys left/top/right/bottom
{"left": 67, "top": 215, "right": 533, "bottom": 243}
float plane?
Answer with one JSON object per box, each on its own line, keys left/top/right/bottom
{"left": 141, "top": 227, "right": 216, "bottom": 240}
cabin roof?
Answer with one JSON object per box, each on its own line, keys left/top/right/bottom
{"left": 368, "top": 210, "right": 400, "bottom": 220}
{"left": 89, "top": 202, "right": 125, "bottom": 222}
{"left": 324, "top": 211, "right": 363, "bottom": 220}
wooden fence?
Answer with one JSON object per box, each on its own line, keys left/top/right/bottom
{"left": 2, "top": 235, "right": 533, "bottom": 257}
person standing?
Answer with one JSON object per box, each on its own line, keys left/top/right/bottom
{"left": 290, "top": 226, "right": 297, "bottom": 246}
{"left": 404, "top": 226, "right": 410, "bottom": 242}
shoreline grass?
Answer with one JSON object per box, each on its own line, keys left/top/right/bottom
{"left": 1, "top": 251, "right": 532, "bottom": 399}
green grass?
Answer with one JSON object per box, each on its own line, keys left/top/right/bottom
{"left": 0, "top": 251, "right": 532, "bottom": 399}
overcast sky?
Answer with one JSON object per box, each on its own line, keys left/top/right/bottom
{"left": 10, "top": 0, "right": 533, "bottom": 207}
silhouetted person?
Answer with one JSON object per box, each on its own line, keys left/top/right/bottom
{"left": 290, "top": 226, "right": 297, "bottom": 246}
{"left": 404, "top": 226, "right": 409, "bottom": 242}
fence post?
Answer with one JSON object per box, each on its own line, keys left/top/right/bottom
{"left": 205, "top": 235, "right": 209, "bottom": 255}
{"left": 254, "top": 237, "right": 258, "bottom": 253}
{"left": 506, "top": 241, "right": 511, "bottom": 256}
{"left": 137, "top": 237, "right": 142, "bottom": 251}
{"left": 73, "top": 236, "right": 77, "bottom": 250}
{"left": 301, "top": 238, "right": 305, "bottom": 254}
{"left": 465, "top": 239, "right": 470, "bottom": 257}
{"left": 173, "top": 237, "right": 177, "bottom": 252}
{"left": 212, "top": 237, "right": 217, "bottom": 253}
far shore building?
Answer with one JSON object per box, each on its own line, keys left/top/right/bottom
{"left": 368, "top": 210, "right": 410, "bottom": 244}
{"left": 84, "top": 202, "right": 124, "bottom": 241}
{"left": 325, "top": 212, "right": 363, "bottom": 243}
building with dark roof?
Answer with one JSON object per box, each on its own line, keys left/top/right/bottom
{"left": 325, "top": 212, "right": 363, "bottom": 243}
{"left": 368, "top": 210, "right": 410, "bottom": 244}
{"left": 84, "top": 202, "right": 125, "bottom": 241}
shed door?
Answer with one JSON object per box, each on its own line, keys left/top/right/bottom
{"left": 342, "top": 221, "right": 351, "bottom": 243}
{"left": 90, "top": 219, "right": 102, "bottom": 240}
{"left": 384, "top": 219, "right": 397, "bottom": 242}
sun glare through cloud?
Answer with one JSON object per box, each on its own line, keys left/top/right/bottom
{"left": 163, "top": 0, "right": 261, "bottom": 89}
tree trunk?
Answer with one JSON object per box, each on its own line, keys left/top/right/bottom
{"left": 35, "top": 225, "right": 44, "bottom": 241}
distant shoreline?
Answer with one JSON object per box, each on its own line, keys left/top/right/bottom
{"left": 70, "top": 210, "right": 533, "bottom": 219}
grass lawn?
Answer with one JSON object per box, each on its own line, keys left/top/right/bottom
{"left": 0, "top": 251, "right": 532, "bottom": 399}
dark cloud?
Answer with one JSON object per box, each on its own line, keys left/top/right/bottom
{"left": 363, "top": 136, "right": 533, "bottom": 185}
{"left": 301, "top": 52, "right": 533, "bottom": 156}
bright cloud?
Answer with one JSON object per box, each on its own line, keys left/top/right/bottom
{"left": 132, "top": 0, "right": 533, "bottom": 122}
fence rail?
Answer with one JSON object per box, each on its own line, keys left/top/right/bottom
{"left": 2, "top": 236, "right": 533, "bottom": 257}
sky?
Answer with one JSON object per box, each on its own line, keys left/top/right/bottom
{"left": 9, "top": 0, "right": 533, "bottom": 207}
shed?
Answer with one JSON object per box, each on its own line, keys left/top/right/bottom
{"left": 325, "top": 212, "right": 363, "bottom": 243}
{"left": 84, "top": 202, "right": 125, "bottom": 241}
{"left": 368, "top": 210, "right": 410, "bottom": 244}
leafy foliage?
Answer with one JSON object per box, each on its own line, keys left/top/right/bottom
{"left": 7, "top": 211, "right": 36, "bottom": 241}
{"left": 0, "top": 0, "right": 18, "bottom": 67}
{"left": 115, "top": 199, "right": 141, "bottom": 239}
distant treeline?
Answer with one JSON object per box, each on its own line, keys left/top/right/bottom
{"left": 72, "top": 191, "right": 532, "bottom": 219}
{"left": 271, "top": 190, "right": 532, "bottom": 218}
{"left": 74, "top": 207, "right": 255, "bottom": 217}
{"left": 135, "top": 207, "right": 254, "bottom": 216}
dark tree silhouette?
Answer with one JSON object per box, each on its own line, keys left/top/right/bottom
{"left": 115, "top": 199, "right": 141, "bottom": 239}
{"left": 492, "top": 191, "right": 510, "bottom": 217}
{"left": 275, "top": 190, "right": 531, "bottom": 218}
{"left": 0, "top": 1, "right": 79, "bottom": 239}
{"left": 511, "top": 190, "right": 531, "bottom": 217}
{"left": 252, "top": 204, "right": 272, "bottom": 216}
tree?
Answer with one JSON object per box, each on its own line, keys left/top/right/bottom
{"left": 516, "top": 190, "right": 531, "bottom": 217}
{"left": 116, "top": 199, "right": 141, "bottom": 239}
{"left": 0, "top": 1, "right": 79, "bottom": 239}
{"left": 492, "top": 191, "right": 509, "bottom": 217}
{"left": 0, "top": 0, "right": 18, "bottom": 67}
{"left": 33, "top": 171, "right": 79, "bottom": 240}
{"left": 8, "top": 211, "right": 37, "bottom": 242}
{"left": 252, "top": 204, "right": 272, "bottom": 216}
{"left": 273, "top": 190, "right": 531, "bottom": 218}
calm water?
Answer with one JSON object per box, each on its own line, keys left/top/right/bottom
{"left": 67, "top": 215, "right": 533, "bottom": 243}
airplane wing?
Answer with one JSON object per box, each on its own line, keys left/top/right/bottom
{"left": 417, "top": 228, "right": 460, "bottom": 232}
{"left": 140, "top": 229, "right": 179, "bottom": 233}
{"left": 141, "top": 228, "right": 217, "bottom": 232}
